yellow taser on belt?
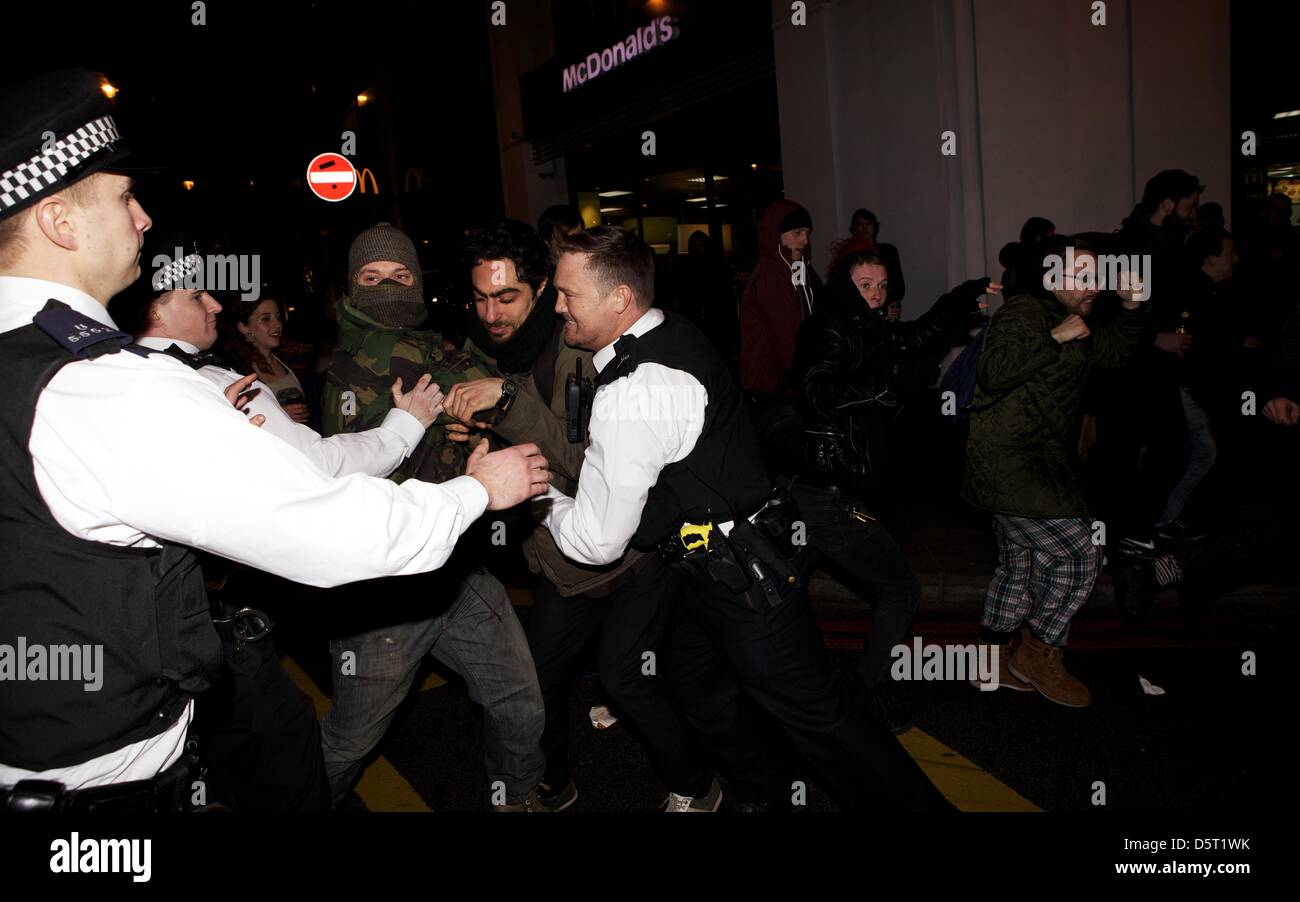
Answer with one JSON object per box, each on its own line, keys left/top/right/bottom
{"left": 679, "top": 522, "right": 713, "bottom": 552}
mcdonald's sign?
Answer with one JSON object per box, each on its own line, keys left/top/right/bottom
{"left": 404, "top": 167, "right": 425, "bottom": 194}
{"left": 357, "top": 167, "right": 379, "bottom": 194}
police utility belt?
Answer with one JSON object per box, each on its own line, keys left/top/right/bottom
{"left": 658, "top": 490, "right": 807, "bottom": 607}
{"left": 1, "top": 735, "right": 202, "bottom": 814}
{"left": 0, "top": 611, "right": 267, "bottom": 813}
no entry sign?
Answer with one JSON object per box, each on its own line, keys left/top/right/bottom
{"left": 307, "top": 153, "right": 356, "bottom": 202}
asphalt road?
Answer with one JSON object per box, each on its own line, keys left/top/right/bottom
{"left": 277, "top": 587, "right": 1288, "bottom": 813}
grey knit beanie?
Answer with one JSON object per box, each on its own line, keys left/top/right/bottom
{"left": 348, "top": 223, "right": 422, "bottom": 288}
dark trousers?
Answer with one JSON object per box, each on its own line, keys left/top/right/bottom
{"left": 784, "top": 480, "right": 921, "bottom": 692}
{"left": 194, "top": 635, "right": 330, "bottom": 812}
{"left": 527, "top": 555, "right": 712, "bottom": 797}
{"left": 660, "top": 566, "right": 949, "bottom": 812}
{"left": 1090, "top": 381, "right": 1189, "bottom": 539}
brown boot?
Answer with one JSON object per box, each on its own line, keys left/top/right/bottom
{"left": 1008, "top": 628, "right": 1091, "bottom": 707}
{"left": 969, "top": 636, "right": 1033, "bottom": 692}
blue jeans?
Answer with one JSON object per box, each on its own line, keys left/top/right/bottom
{"left": 1159, "top": 387, "right": 1217, "bottom": 526}
{"left": 320, "top": 567, "right": 544, "bottom": 807}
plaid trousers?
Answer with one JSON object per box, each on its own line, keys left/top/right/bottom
{"left": 980, "top": 514, "right": 1101, "bottom": 646}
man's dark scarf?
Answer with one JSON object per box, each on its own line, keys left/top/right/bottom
{"left": 467, "top": 282, "right": 561, "bottom": 376}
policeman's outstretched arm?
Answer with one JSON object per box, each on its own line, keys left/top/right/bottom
{"left": 48, "top": 362, "right": 497, "bottom": 588}
{"left": 465, "top": 438, "right": 551, "bottom": 509}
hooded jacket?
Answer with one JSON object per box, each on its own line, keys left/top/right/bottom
{"left": 740, "top": 199, "right": 822, "bottom": 395}
{"left": 793, "top": 267, "right": 988, "bottom": 500}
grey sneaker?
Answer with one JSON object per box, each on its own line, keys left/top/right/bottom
{"left": 662, "top": 777, "right": 723, "bottom": 812}
{"left": 536, "top": 778, "right": 578, "bottom": 812}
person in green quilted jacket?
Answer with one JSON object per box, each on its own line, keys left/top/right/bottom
{"left": 963, "top": 234, "right": 1146, "bottom": 709}
{"left": 318, "top": 223, "right": 548, "bottom": 811}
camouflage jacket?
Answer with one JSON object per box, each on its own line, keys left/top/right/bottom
{"left": 323, "top": 298, "right": 495, "bottom": 483}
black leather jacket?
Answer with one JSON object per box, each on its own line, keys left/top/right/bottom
{"left": 792, "top": 278, "right": 990, "bottom": 497}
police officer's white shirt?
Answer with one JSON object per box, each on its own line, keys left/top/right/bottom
{"left": 134, "top": 335, "right": 424, "bottom": 479}
{"left": 541, "top": 308, "right": 709, "bottom": 566}
{"left": 0, "top": 276, "right": 489, "bottom": 789}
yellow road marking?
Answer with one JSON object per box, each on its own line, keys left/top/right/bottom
{"left": 351, "top": 755, "right": 432, "bottom": 813}
{"left": 280, "top": 654, "right": 431, "bottom": 812}
{"left": 899, "top": 728, "right": 1040, "bottom": 811}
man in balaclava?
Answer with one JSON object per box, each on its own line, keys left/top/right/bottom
{"left": 345, "top": 222, "right": 429, "bottom": 327}
{"left": 320, "top": 223, "right": 549, "bottom": 811}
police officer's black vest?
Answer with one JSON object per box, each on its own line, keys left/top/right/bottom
{"left": 0, "top": 302, "right": 222, "bottom": 772}
{"left": 594, "top": 312, "right": 771, "bottom": 551}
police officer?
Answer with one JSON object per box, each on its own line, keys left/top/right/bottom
{"left": 0, "top": 70, "right": 548, "bottom": 811}
{"left": 105, "top": 227, "right": 447, "bottom": 811}
{"left": 110, "top": 228, "right": 445, "bottom": 480}
{"left": 541, "top": 226, "right": 950, "bottom": 812}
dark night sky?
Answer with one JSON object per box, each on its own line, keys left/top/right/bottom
{"left": 1, "top": 0, "right": 505, "bottom": 305}
{"left": 4, "top": 1, "right": 1294, "bottom": 307}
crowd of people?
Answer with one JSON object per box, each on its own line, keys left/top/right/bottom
{"left": 2, "top": 69, "right": 1296, "bottom": 814}
{"left": 731, "top": 168, "right": 1299, "bottom": 708}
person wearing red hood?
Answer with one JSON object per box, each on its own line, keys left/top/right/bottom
{"left": 740, "top": 199, "right": 821, "bottom": 396}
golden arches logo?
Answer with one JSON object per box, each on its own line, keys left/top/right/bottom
{"left": 357, "top": 167, "right": 379, "bottom": 193}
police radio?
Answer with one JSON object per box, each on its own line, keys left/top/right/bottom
{"left": 565, "top": 357, "right": 596, "bottom": 443}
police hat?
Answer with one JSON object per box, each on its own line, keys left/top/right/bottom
{"left": 0, "top": 69, "right": 132, "bottom": 220}
{"left": 142, "top": 227, "right": 204, "bottom": 294}
{"left": 108, "top": 226, "right": 204, "bottom": 335}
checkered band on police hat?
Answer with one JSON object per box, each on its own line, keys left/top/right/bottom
{"left": 0, "top": 115, "right": 121, "bottom": 214}
{"left": 151, "top": 251, "right": 204, "bottom": 292}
